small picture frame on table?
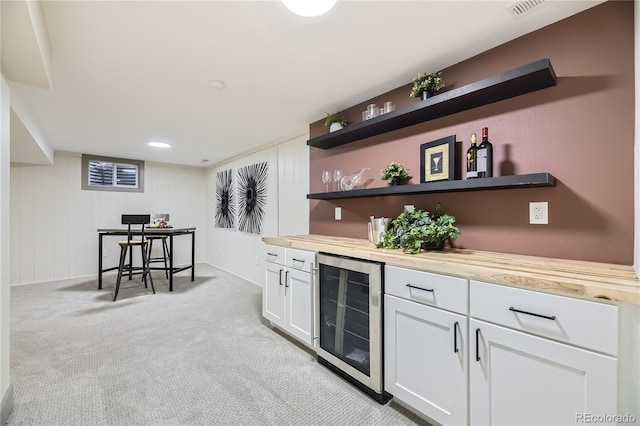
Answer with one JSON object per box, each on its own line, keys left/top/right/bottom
{"left": 420, "top": 135, "right": 456, "bottom": 183}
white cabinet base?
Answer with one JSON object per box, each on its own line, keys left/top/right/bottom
{"left": 385, "top": 294, "right": 467, "bottom": 426}
{"left": 470, "top": 319, "right": 617, "bottom": 426}
{"left": 263, "top": 245, "right": 315, "bottom": 347}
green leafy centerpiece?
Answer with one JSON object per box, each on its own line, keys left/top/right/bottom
{"left": 376, "top": 203, "right": 460, "bottom": 254}
{"left": 380, "top": 162, "right": 410, "bottom": 186}
{"left": 410, "top": 71, "right": 444, "bottom": 100}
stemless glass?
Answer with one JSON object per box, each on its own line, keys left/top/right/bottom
{"left": 321, "top": 170, "right": 332, "bottom": 192}
{"left": 333, "top": 170, "right": 343, "bottom": 191}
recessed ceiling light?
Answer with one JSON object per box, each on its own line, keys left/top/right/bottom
{"left": 208, "top": 79, "right": 226, "bottom": 90}
{"left": 148, "top": 141, "right": 171, "bottom": 149}
{"left": 282, "top": 0, "right": 337, "bottom": 17}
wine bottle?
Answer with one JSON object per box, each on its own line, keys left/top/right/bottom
{"left": 477, "top": 127, "right": 493, "bottom": 178}
{"left": 466, "top": 133, "right": 478, "bottom": 179}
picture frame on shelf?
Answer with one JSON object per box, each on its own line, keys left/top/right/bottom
{"left": 420, "top": 135, "right": 456, "bottom": 183}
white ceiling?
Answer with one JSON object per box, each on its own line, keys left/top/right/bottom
{"left": 4, "top": 0, "right": 605, "bottom": 168}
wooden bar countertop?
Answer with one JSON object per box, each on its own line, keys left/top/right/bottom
{"left": 262, "top": 234, "right": 640, "bottom": 305}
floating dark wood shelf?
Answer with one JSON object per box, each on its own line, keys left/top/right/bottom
{"left": 307, "top": 58, "right": 557, "bottom": 150}
{"left": 307, "top": 173, "right": 556, "bottom": 200}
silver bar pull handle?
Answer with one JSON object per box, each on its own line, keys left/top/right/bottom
{"left": 279, "top": 269, "right": 283, "bottom": 286}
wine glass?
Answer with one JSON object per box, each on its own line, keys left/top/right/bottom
{"left": 333, "top": 169, "right": 343, "bottom": 191}
{"left": 321, "top": 170, "right": 332, "bottom": 192}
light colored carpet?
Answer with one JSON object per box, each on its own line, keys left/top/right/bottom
{"left": 7, "top": 263, "right": 429, "bottom": 426}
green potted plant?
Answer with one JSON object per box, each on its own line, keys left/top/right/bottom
{"left": 410, "top": 71, "right": 444, "bottom": 100}
{"left": 376, "top": 203, "right": 460, "bottom": 253}
{"left": 324, "top": 112, "right": 349, "bottom": 132}
{"left": 380, "top": 162, "right": 410, "bottom": 186}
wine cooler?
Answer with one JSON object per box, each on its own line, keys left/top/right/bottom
{"left": 315, "top": 253, "right": 390, "bottom": 403}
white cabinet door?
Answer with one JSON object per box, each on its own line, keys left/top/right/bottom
{"left": 284, "top": 267, "right": 313, "bottom": 345}
{"left": 263, "top": 261, "right": 285, "bottom": 327}
{"left": 385, "top": 294, "right": 468, "bottom": 426}
{"left": 470, "top": 319, "right": 617, "bottom": 426}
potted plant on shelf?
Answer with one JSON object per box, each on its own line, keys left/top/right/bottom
{"left": 380, "top": 162, "right": 410, "bottom": 186}
{"left": 376, "top": 203, "right": 460, "bottom": 254}
{"left": 324, "top": 112, "right": 349, "bottom": 132}
{"left": 410, "top": 71, "right": 444, "bottom": 100}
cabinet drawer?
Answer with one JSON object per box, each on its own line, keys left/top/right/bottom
{"left": 264, "top": 244, "right": 286, "bottom": 265}
{"left": 385, "top": 266, "right": 468, "bottom": 315}
{"left": 470, "top": 280, "right": 618, "bottom": 355}
{"left": 285, "top": 248, "right": 315, "bottom": 273}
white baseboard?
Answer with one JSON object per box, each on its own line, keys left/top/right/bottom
{"left": 202, "top": 262, "right": 261, "bottom": 288}
{"left": 10, "top": 274, "right": 96, "bottom": 287}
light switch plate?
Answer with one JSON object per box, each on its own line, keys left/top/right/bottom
{"left": 335, "top": 207, "right": 342, "bottom": 220}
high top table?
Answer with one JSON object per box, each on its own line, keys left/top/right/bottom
{"left": 97, "top": 227, "right": 195, "bottom": 292}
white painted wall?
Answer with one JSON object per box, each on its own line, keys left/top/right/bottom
{"left": 206, "top": 133, "right": 309, "bottom": 285}
{"left": 0, "top": 75, "right": 13, "bottom": 422}
{"left": 277, "top": 134, "right": 310, "bottom": 237}
{"left": 10, "top": 152, "right": 207, "bottom": 285}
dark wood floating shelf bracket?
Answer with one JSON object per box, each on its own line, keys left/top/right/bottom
{"left": 307, "top": 58, "right": 557, "bottom": 149}
{"left": 307, "top": 173, "right": 556, "bottom": 200}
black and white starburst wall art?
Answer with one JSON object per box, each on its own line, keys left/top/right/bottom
{"left": 215, "top": 169, "right": 236, "bottom": 229}
{"left": 237, "top": 161, "right": 268, "bottom": 235}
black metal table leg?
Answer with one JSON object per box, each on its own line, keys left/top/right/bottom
{"left": 191, "top": 230, "right": 195, "bottom": 281}
{"left": 169, "top": 234, "right": 174, "bottom": 291}
{"left": 98, "top": 233, "right": 103, "bottom": 289}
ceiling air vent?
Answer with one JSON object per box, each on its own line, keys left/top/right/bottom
{"left": 506, "top": 0, "right": 547, "bottom": 19}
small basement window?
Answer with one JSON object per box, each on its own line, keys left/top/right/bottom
{"left": 81, "top": 154, "right": 144, "bottom": 192}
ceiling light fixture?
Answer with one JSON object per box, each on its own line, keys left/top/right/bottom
{"left": 282, "top": 0, "right": 337, "bottom": 17}
{"left": 148, "top": 141, "right": 171, "bottom": 149}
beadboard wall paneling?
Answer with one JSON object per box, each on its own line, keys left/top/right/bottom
{"left": 1, "top": 75, "right": 13, "bottom": 419}
{"left": 277, "top": 135, "right": 310, "bottom": 237}
{"left": 10, "top": 152, "right": 207, "bottom": 285}
{"left": 206, "top": 133, "right": 309, "bottom": 285}
{"left": 206, "top": 146, "right": 278, "bottom": 285}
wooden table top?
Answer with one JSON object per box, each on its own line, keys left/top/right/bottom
{"left": 263, "top": 234, "right": 640, "bottom": 305}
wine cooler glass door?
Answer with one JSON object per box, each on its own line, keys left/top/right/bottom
{"left": 316, "top": 254, "right": 383, "bottom": 393}
{"left": 319, "top": 264, "right": 371, "bottom": 376}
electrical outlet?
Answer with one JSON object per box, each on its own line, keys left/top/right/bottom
{"left": 335, "top": 207, "right": 342, "bottom": 220}
{"left": 102, "top": 249, "right": 107, "bottom": 258}
{"left": 529, "top": 202, "right": 548, "bottom": 225}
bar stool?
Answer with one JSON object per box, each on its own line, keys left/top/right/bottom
{"left": 114, "top": 214, "right": 155, "bottom": 301}
{"left": 146, "top": 235, "right": 170, "bottom": 279}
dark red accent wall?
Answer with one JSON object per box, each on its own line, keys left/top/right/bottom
{"left": 308, "top": 1, "right": 635, "bottom": 265}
